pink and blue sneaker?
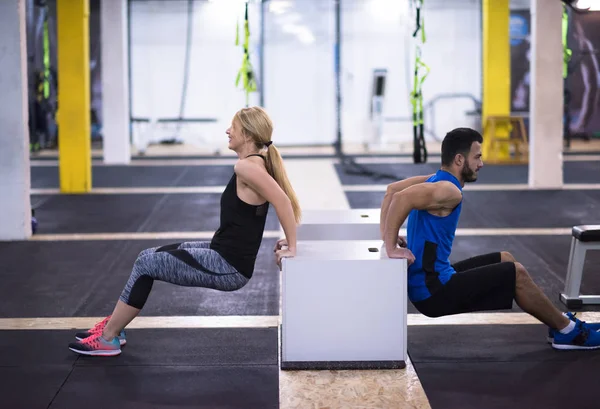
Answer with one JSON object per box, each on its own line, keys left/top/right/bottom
{"left": 68, "top": 332, "right": 121, "bottom": 356}
{"left": 75, "top": 315, "right": 126, "bottom": 346}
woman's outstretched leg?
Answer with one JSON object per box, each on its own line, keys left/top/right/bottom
{"left": 72, "top": 242, "right": 211, "bottom": 342}
{"left": 68, "top": 243, "right": 248, "bottom": 356}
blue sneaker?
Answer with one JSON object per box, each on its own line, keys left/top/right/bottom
{"left": 552, "top": 320, "right": 600, "bottom": 350}
{"left": 68, "top": 333, "right": 122, "bottom": 356}
{"left": 547, "top": 312, "right": 600, "bottom": 343}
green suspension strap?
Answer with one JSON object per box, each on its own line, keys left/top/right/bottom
{"left": 562, "top": 4, "right": 572, "bottom": 146}
{"left": 32, "top": 6, "right": 51, "bottom": 152}
{"left": 35, "top": 13, "right": 50, "bottom": 102}
{"left": 562, "top": 4, "right": 571, "bottom": 79}
{"left": 235, "top": 1, "right": 257, "bottom": 107}
{"left": 43, "top": 18, "right": 50, "bottom": 99}
{"left": 410, "top": 0, "right": 429, "bottom": 163}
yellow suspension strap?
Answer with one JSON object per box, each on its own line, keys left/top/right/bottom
{"left": 235, "top": 1, "right": 257, "bottom": 107}
{"left": 410, "top": 0, "right": 429, "bottom": 163}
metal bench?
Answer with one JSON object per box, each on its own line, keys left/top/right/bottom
{"left": 560, "top": 225, "right": 600, "bottom": 309}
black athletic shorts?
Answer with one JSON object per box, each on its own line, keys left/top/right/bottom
{"left": 412, "top": 252, "right": 517, "bottom": 318}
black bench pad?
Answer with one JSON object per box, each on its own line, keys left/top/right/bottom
{"left": 572, "top": 225, "right": 600, "bottom": 242}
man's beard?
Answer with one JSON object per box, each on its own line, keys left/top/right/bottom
{"left": 461, "top": 163, "right": 478, "bottom": 182}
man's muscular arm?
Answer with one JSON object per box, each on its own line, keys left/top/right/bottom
{"left": 380, "top": 174, "right": 434, "bottom": 239}
{"left": 383, "top": 181, "right": 462, "bottom": 255}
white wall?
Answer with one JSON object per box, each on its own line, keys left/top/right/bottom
{"left": 102, "top": 0, "right": 130, "bottom": 164}
{"left": 130, "top": 0, "right": 261, "bottom": 150}
{"left": 339, "top": 0, "right": 482, "bottom": 145}
{"left": 129, "top": 0, "right": 483, "bottom": 147}
{"left": 264, "top": 0, "right": 336, "bottom": 145}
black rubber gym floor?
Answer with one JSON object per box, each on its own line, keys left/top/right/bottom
{"left": 0, "top": 238, "right": 280, "bottom": 318}
{"left": 345, "top": 189, "right": 600, "bottom": 228}
{"left": 31, "top": 164, "right": 236, "bottom": 188}
{"left": 30, "top": 193, "right": 281, "bottom": 234}
{"left": 32, "top": 160, "right": 600, "bottom": 189}
{"left": 336, "top": 160, "right": 600, "bottom": 185}
{"left": 0, "top": 327, "right": 279, "bottom": 409}
{"left": 30, "top": 188, "right": 600, "bottom": 235}
{"left": 11, "top": 158, "right": 600, "bottom": 408}
{"left": 408, "top": 324, "right": 600, "bottom": 409}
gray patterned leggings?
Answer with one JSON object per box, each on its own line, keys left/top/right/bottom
{"left": 119, "top": 241, "right": 249, "bottom": 309}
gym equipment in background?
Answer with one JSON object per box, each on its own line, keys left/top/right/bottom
{"left": 129, "top": 0, "right": 219, "bottom": 155}
{"left": 562, "top": 4, "right": 600, "bottom": 148}
{"left": 333, "top": 0, "right": 402, "bottom": 182}
{"left": 367, "top": 68, "right": 387, "bottom": 151}
{"left": 236, "top": 0, "right": 257, "bottom": 107}
{"left": 410, "top": 0, "right": 429, "bottom": 164}
{"left": 27, "top": 0, "right": 58, "bottom": 152}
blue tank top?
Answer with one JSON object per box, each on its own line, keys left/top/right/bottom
{"left": 406, "top": 170, "right": 463, "bottom": 302}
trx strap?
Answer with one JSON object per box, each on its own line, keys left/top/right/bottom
{"left": 562, "top": 4, "right": 571, "bottom": 79}
{"left": 35, "top": 7, "right": 50, "bottom": 103}
{"left": 235, "top": 2, "right": 257, "bottom": 107}
{"left": 43, "top": 17, "right": 50, "bottom": 99}
{"left": 410, "top": 0, "right": 428, "bottom": 163}
{"left": 32, "top": 3, "right": 52, "bottom": 152}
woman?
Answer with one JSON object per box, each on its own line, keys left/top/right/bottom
{"left": 69, "top": 106, "right": 301, "bottom": 356}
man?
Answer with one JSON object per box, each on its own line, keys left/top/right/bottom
{"left": 380, "top": 127, "right": 600, "bottom": 350}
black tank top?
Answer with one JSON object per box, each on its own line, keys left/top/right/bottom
{"left": 210, "top": 154, "right": 270, "bottom": 278}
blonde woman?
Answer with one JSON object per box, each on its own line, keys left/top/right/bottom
{"left": 69, "top": 106, "right": 301, "bottom": 356}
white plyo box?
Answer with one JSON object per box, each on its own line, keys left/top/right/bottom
{"left": 297, "top": 209, "right": 382, "bottom": 240}
{"left": 281, "top": 240, "right": 407, "bottom": 370}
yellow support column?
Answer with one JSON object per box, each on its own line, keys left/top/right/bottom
{"left": 56, "top": 0, "right": 91, "bottom": 193}
{"left": 482, "top": 0, "right": 510, "bottom": 161}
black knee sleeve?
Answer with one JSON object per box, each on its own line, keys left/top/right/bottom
{"left": 128, "top": 275, "right": 154, "bottom": 309}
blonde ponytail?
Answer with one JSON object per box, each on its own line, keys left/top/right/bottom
{"left": 265, "top": 145, "right": 302, "bottom": 223}
{"left": 235, "top": 106, "right": 302, "bottom": 223}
